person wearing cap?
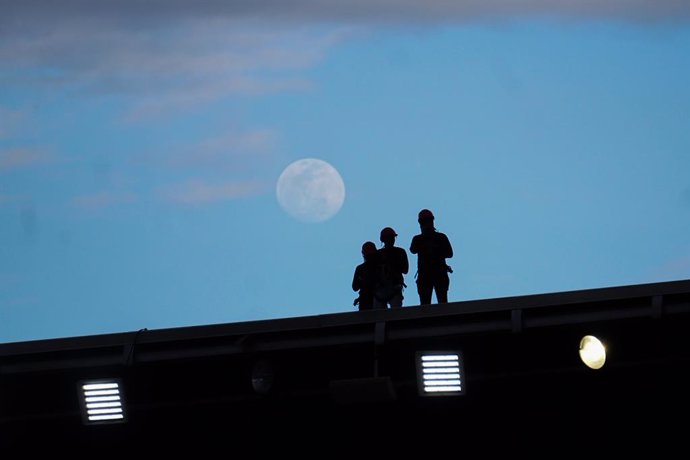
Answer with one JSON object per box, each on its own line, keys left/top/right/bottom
{"left": 409, "top": 209, "right": 454, "bottom": 305}
{"left": 352, "top": 241, "right": 379, "bottom": 311}
{"left": 374, "top": 227, "right": 409, "bottom": 309}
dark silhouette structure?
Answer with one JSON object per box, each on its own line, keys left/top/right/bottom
{"left": 2, "top": 279, "right": 690, "bottom": 457}
{"left": 352, "top": 241, "right": 378, "bottom": 310}
{"left": 409, "top": 209, "right": 453, "bottom": 304}
{"left": 374, "top": 227, "right": 409, "bottom": 309}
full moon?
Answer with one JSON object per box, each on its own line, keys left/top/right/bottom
{"left": 276, "top": 158, "right": 346, "bottom": 223}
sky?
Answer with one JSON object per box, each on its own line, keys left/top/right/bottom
{"left": 1, "top": 1, "right": 690, "bottom": 344}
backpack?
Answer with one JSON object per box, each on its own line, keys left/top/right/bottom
{"left": 375, "top": 250, "right": 402, "bottom": 302}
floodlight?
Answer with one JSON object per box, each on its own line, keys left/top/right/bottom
{"left": 579, "top": 335, "right": 606, "bottom": 370}
{"left": 78, "top": 379, "right": 126, "bottom": 424}
{"left": 416, "top": 352, "right": 465, "bottom": 396}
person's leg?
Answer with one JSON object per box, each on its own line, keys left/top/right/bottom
{"left": 389, "top": 290, "right": 404, "bottom": 308}
{"left": 372, "top": 297, "right": 387, "bottom": 310}
{"left": 417, "top": 278, "right": 433, "bottom": 305}
{"left": 434, "top": 274, "right": 450, "bottom": 303}
{"left": 359, "top": 294, "right": 375, "bottom": 311}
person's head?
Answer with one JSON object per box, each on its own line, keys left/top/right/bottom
{"left": 380, "top": 227, "right": 397, "bottom": 247}
{"left": 418, "top": 209, "right": 435, "bottom": 233}
{"left": 361, "top": 241, "right": 377, "bottom": 261}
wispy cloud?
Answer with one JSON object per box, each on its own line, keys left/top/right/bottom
{"left": 0, "top": 18, "right": 350, "bottom": 117}
{"left": 3, "top": 1, "right": 684, "bottom": 119}
{"left": 158, "top": 179, "right": 266, "bottom": 205}
{"left": 125, "top": 77, "right": 312, "bottom": 121}
{"left": 2, "top": 1, "right": 688, "bottom": 25}
{"left": 160, "top": 128, "right": 277, "bottom": 172}
{"left": 135, "top": 128, "right": 279, "bottom": 207}
{"left": 0, "top": 147, "right": 50, "bottom": 171}
{"left": 71, "top": 191, "right": 138, "bottom": 210}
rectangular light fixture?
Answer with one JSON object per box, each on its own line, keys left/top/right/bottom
{"left": 78, "top": 379, "right": 126, "bottom": 424}
{"left": 416, "top": 352, "right": 465, "bottom": 396}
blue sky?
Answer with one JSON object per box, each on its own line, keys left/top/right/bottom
{"left": 2, "top": 2, "right": 689, "bottom": 343}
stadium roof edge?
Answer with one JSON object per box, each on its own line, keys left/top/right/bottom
{"left": 2, "top": 278, "right": 689, "bottom": 373}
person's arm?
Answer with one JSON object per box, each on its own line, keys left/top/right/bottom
{"left": 352, "top": 267, "right": 360, "bottom": 292}
{"left": 442, "top": 233, "right": 453, "bottom": 259}
{"left": 409, "top": 236, "right": 418, "bottom": 255}
{"left": 401, "top": 249, "right": 409, "bottom": 274}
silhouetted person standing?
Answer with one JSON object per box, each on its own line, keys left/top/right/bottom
{"left": 374, "top": 227, "right": 409, "bottom": 309}
{"left": 410, "top": 209, "right": 453, "bottom": 305}
{"left": 352, "top": 241, "right": 379, "bottom": 311}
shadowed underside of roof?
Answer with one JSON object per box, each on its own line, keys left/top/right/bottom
{"left": 1, "top": 279, "right": 690, "bottom": 457}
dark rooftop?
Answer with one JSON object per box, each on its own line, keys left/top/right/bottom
{"left": 2, "top": 279, "right": 690, "bottom": 457}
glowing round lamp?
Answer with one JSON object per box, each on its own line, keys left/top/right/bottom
{"left": 579, "top": 335, "right": 606, "bottom": 370}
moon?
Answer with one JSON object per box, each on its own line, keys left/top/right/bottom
{"left": 276, "top": 158, "right": 346, "bottom": 223}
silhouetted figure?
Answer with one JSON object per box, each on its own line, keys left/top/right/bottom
{"left": 353, "top": 241, "right": 379, "bottom": 311}
{"left": 409, "top": 209, "right": 453, "bottom": 305}
{"left": 374, "top": 227, "right": 409, "bottom": 309}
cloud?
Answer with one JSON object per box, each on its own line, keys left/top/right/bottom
{"left": 158, "top": 179, "right": 266, "bottom": 205}
{"left": 0, "top": 17, "right": 350, "bottom": 117}
{"left": 71, "top": 191, "right": 138, "bottom": 210}
{"left": 2, "top": 1, "right": 688, "bottom": 25}
{"left": 3, "top": 1, "right": 684, "bottom": 118}
{"left": 124, "top": 76, "right": 312, "bottom": 121}
{"left": 0, "top": 147, "right": 51, "bottom": 171}
{"left": 161, "top": 128, "right": 277, "bottom": 172}
{"left": 130, "top": 128, "right": 280, "bottom": 207}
